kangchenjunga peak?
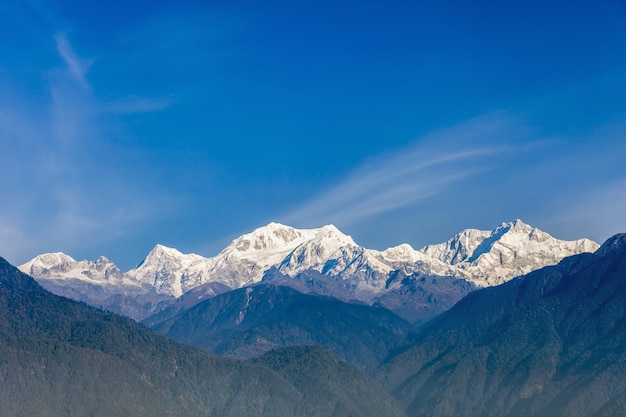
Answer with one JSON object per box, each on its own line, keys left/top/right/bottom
{"left": 418, "top": 219, "right": 599, "bottom": 286}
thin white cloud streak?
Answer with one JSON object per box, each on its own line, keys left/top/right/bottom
{"left": 54, "top": 33, "right": 172, "bottom": 116}
{"left": 105, "top": 95, "right": 173, "bottom": 114}
{"left": 55, "top": 32, "right": 93, "bottom": 90}
{"left": 283, "top": 113, "right": 539, "bottom": 227}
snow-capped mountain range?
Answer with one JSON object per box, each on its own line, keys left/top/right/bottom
{"left": 21, "top": 252, "right": 137, "bottom": 288}
{"left": 19, "top": 220, "right": 599, "bottom": 319}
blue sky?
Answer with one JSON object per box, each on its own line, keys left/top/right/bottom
{"left": 1, "top": 1, "right": 626, "bottom": 270}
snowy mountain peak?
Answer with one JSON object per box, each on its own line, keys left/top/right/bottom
{"left": 420, "top": 228, "right": 491, "bottom": 266}
{"left": 416, "top": 220, "right": 600, "bottom": 286}
{"left": 91, "top": 256, "right": 120, "bottom": 273}
{"left": 381, "top": 244, "right": 420, "bottom": 262}
{"left": 129, "top": 245, "right": 205, "bottom": 297}
{"left": 276, "top": 225, "right": 359, "bottom": 276}
{"left": 203, "top": 223, "right": 357, "bottom": 290}
{"left": 230, "top": 222, "right": 305, "bottom": 254}
{"left": 221, "top": 223, "right": 355, "bottom": 263}
{"left": 453, "top": 221, "right": 597, "bottom": 285}
{"left": 21, "top": 252, "right": 76, "bottom": 271}
{"left": 134, "top": 244, "right": 206, "bottom": 272}
{"left": 18, "top": 252, "right": 134, "bottom": 287}
{"left": 144, "top": 244, "right": 185, "bottom": 259}
{"left": 313, "top": 224, "right": 356, "bottom": 246}
{"left": 501, "top": 218, "right": 531, "bottom": 232}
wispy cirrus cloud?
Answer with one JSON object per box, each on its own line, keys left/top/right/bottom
{"left": 105, "top": 95, "right": 173, "bottom": 114}
{"left": 54, "top": 32, "right": 93, "bottom": 89}
{"left": 282, "top": 113, "right": 546, "bottom": 228}
{"left": 282, "top": 113, "right": 626, "bottom": 250}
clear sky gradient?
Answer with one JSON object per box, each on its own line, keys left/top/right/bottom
{"left": 1, "top": 1, "right": 626, "bottom": 270}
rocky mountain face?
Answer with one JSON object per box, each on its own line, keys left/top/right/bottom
{"left": 375, "top": 234, "right": 626, "bottom": 417}
{"left": 19, "top": 220, "right": 599, "bottom": 321}
{"left": 0, "top": 256, "right": 406, "bottom": 417}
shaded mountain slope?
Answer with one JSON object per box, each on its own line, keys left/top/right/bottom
{"left": 372, "top": 270, "right": 478, "bottom": 324}
{"left": 375, "top": 234, "right": 626, "bottom": 417}
{"left": 0, "top": 257, "right": 404, "bottom": 417}
{"left": 261, "top": 268, "right": 477, "bottom": 325}
{"left": 146, "top": 283, "right": 416, "bottom": 374}
{"left": 33, "top": 277, "right": 175, "bottom": 321}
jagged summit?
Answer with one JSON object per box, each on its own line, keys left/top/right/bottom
{"left": 226, "top": 222, "right": 355, "bottom": 258}
{"left": 20, "top": 252, "right": 77, "bottom": 273}
{"left": 231, "top": 222, "right": 304, "bottom": 252}
{"left": 420, "top": 228, "right": 491, "bottom": 265}
{"left": 136, "top": 244, "right": 202, "bottom": 267}
{"left": 419, "top": 220, "right": 599, "bottom": 286}
{"left": 19, "top": 251, "right": 132, "bottom": 286}
{"left": 130, "top": 244, "right": 206, "bottom": 297}
{"left": 421, "top": 220, "right": 536, "bottom": 265}
{"left": 121, "top": 223, "right": 359, "bottom": 297}
{"left": 150, "top": 243, "right": 185, "bottom": 255}
{"left": 201, "top": 223, "right": 358, "bottom": 291}
{"left": 503, "top": 218, "right": 531, "bottom": 230}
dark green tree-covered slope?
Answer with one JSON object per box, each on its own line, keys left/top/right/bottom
{"left": 376, "top": 234, "right": 626, "bottom": 417}
{"left": 0, "top": 257, "right": 404, "bottom": 417}
{"left": 253, "top": 345, "right": 406, "bottom": 417}
{"left": 145, "top": 283, "right": 416, "bottom": 374}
